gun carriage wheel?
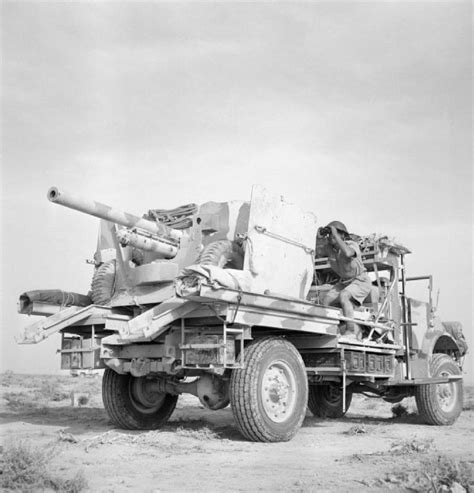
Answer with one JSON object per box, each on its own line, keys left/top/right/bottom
{"left": 230, "top": 337, "right": 308, "bottom": 442}
{"left": 198, "top": 240, "right": 244, "bottom": 269}
{"left": 102, "top": 369, "right": 178, "bottom": 430}
{"left": 91, "top": 260, "right": 116, "bottom": 305}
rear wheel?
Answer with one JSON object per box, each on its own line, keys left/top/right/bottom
{"left": 230, "top": 337, "right": 308, "bottom": 442}
{"left": 308, "top": 384, "right": 352, "bottom": 418}
{"left": 415, "top": 353, "right": 463, "bottom": 425}
{"left": 102, "top": 369, "right": 178, "bottom": 429}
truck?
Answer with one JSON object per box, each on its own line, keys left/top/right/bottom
{"left": 17, "top": 185, "right": 468, "bottom": 442}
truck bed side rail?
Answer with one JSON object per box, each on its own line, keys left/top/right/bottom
{"left": 17, "top": 305, "right": 115, "bottom": 344}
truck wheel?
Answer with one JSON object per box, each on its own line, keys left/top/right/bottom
{"left": 91, "top": 260, "right": 116, "bottom": 305}
{"left": 230, "top": 337, "right": 308, "bottom": 442}
{"left": 102, "top": 369, "right": 178, "bottom": 429}
{"left": 308, "top": 384, "right": 352, "bottom": 418}
{"left": 415, "top": 353, "right": 463, "bottom": 425}
{"left": 198, "top": 240, "right": 243, "bottom": 269}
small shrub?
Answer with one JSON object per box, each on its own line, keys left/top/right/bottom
{"left": 344, "top": 424, "right": 368, "bottom": 435}
{"left": 390, "top": 438, "right": 433, "bottom": 455}
{"left": 0, "top": 440, "right": 88, "bottom": 492}
{"left": 77, "top": 395, "right": 89, "bottom": 406}
{"left": 175, "top": 425, "right": 220, "bottom": 440}
{"left": 425, "top": 454, "right": 473, "bottom": 492}
{"left": 391, "top": 403, "right": 409, "bottom": 417}
{"left": 0, "top": 370, "right": 14, "bottom": 387}
{"left": 38, "top": 381, "right": 69, "bottom": 402}
{"left": 3, "top": 391, "right": 37, "bottom": 410}
{"left": 0, "top": 440, "right": 51, "bottom": 490}
{"left": 387, "top": 454, "right": 473, "bottom": 492}
{"left": 49, "top": 470, "right": 88, "bottom": 493}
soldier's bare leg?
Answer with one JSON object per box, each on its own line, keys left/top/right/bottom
{"left": 320, "top": 285, "right": 342, "bottom": 307}
{"left": 339, "top": 290, "right": 361, "bottom": 338}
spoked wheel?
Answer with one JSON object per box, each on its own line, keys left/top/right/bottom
{"left": 308, "top": 384, "right": 352, "bottom": 418}
{"left": 230, "top": 337, "right": 308, "bottom": 442}
{"left": 415, "top": 354, "right": 463, "bottom": 425}
{"left": 102, "top": 369, "right": 178, "bottom": 429}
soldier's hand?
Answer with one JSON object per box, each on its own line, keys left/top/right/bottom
{"left": 329, "top": 225, "right": 338, "bottom": 237}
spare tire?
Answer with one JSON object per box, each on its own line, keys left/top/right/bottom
{"left": 91, "top": 260, "right": 116, "bottom": 305}
{"left": 198, "top": 240, "right": 243, "bottom": 269}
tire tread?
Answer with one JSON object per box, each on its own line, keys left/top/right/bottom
{"left": 415, "top": 353, "right": 463, "bottom": 426}
{"left": 230, "top": 337, "right": 308, "bottom": 442}
{"left": 102, "top": 369, "right": 178, "bottom": 430}
{"left": 91, "top": 260, "right": 116, "bottom": 305}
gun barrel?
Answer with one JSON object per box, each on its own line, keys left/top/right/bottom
{"left": 47, "top": 187, "right": 183, "bottom": 241}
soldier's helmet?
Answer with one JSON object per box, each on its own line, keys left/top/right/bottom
{"left": 326, "top": 220, "right": 349, "bottom": 235}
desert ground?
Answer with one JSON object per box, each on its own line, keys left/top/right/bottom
{"left": 0, "top": 372, "right": 472, "bottom": 493}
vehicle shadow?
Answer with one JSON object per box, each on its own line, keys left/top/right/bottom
{"left": 303, "top": 413, "right": 424, "bottom": 427}
{"left": 0, "top": 406, "right": 111, "bottom": 434}
{"left": 0, "top": 405, "right": 243, "bottom": 441}
{"left": 1, "top": 404, "right": 424, "bottom": 443}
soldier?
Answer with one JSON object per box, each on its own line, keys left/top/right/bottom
{"left": 320, "top": 221, "right": 372, "bottom": 340}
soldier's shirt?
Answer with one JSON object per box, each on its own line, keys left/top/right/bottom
{"left": 327, "top": 240, "right": 367, "bottom": 282}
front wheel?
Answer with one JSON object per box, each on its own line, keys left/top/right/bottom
{"left": 230, "top": 337, "right": 308, "bottom": 442}
{"left": 102, "top": 369, "right": 178, "bottom": 429}
{"left": 308, "top": 384, "right": 353, "bottom": 418}
{"left": 415, "top": 353, "right": 463, "bottom": 425}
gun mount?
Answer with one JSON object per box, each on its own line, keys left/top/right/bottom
{"left": 45, "top": 186, "right": 255, "bottom": 307}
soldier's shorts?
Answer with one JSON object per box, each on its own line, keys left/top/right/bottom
{"left": 321, "top": 274, "right": 373, "bottom": 306}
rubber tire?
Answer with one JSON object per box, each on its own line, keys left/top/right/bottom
{"left": 198, "top": 240, "right": 243, "bottom": 269}
{"left": 230, "top": 337, "right": 308, "bottom": 442}
{"left": 415, "top": 353, "right": 463, "bottom": 426}
{"left": 91, "top": 260, "right": 116, "bottom": 305}
{"left": 308, "top": 384, "right": 353, "bottom": 418}
{"left": 102, "top": 369, "right": 178, "bottom": 430}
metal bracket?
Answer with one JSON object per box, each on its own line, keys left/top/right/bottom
{"left": 254, "top": 225, "right": 315, "bottom": 255}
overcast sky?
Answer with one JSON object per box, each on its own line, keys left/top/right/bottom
{"left": 1, "top": 1, "right": 472, "bottom": 379}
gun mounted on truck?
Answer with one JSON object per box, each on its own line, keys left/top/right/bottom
{"left": 17, "top": 185, "right": 468, "bottom": 442}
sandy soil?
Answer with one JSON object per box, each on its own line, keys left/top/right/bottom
{"left": 1, "top": 373, "right": 473, "bottom": 492}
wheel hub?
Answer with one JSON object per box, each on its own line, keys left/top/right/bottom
{"left": 261, "top": 361, "right": 297, "bottom": 423}
{"left": 324, "top": 385, "right": 342, "bottom": 405}
{"left": 437, "top": 371, "right": 457, "bottom": 413}
{"left": 129, "top": 377, "right": 166, "bottom": 414}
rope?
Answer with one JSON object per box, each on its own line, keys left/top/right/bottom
{"left": 60, "top": 291, "right": 75, "bottom": 308}
{"left": 236, "top": 233, "right": 258, "bottom": 274}
{"left": 146, "top": 203, "right": 198, "bottom": 229}
{"left": 208, "top": 291, "right": 243, "bottom": 326}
